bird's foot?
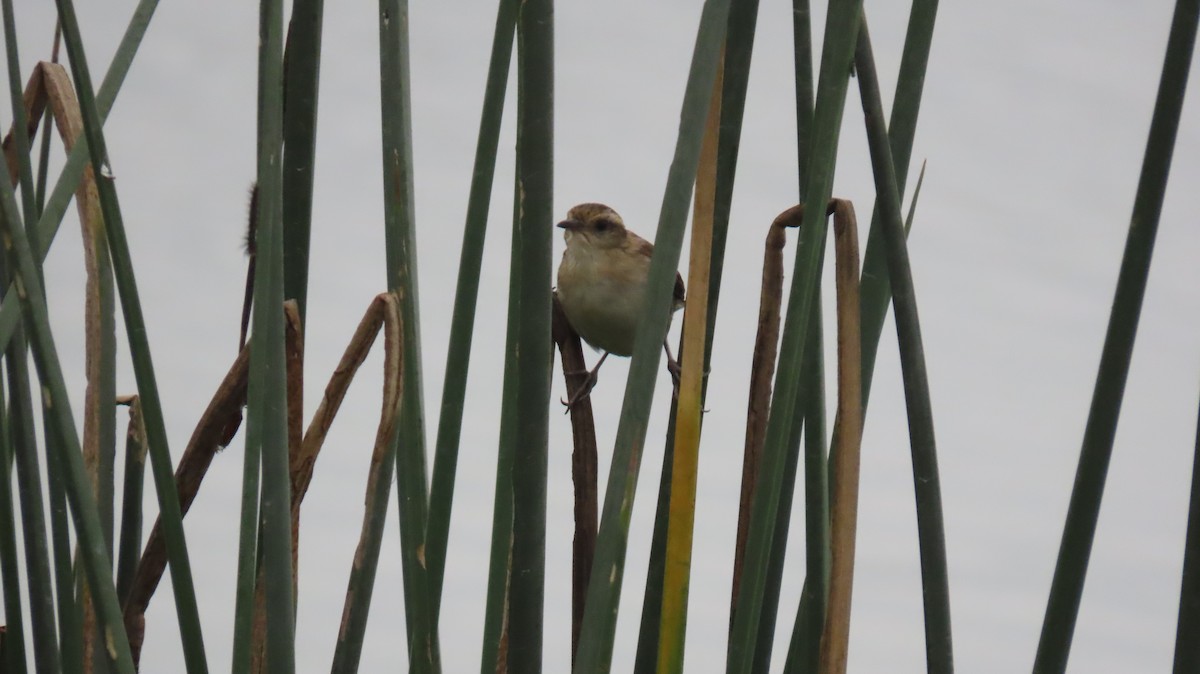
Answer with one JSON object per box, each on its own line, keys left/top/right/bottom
{"left": 561, "top": 354, "right": 607, "bottom": 413}
{"left": 667, "top": 358, "right": 681, "bottom": 385}
{"left": 561, "top": 372, "right": 598, "bottom": 413}
{"left": 667, "top": 356, "right": 682, "bottom": 399}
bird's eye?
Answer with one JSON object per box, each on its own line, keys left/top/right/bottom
{"left": 594, "top": 219, "right": 611, "bottom": 232}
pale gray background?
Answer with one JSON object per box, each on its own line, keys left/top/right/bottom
{"left": 5, "top": 1, "right": 1200, "bottom": 672}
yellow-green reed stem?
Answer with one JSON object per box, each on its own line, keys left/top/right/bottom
{"left": 657, "top": 64, "right": 721, "bottom": 674}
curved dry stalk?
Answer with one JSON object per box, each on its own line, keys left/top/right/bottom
{"left": 251, "top": 294, "right": 396, "bottom": 673}
{"left": 2, "top": 62, "right": 105, "bottom": 491}
{"left": 729, "top": 202, "right": 809, "bottom": 614}
{"left": 0, "top": 61, "right": 103, "bottom": 356}
{"left": 4, "top": 60, "right": 115, "bottom": 671}
{"left": 2, "top": 63, "right": 48, "bottom": 181}
{"left": 121, "top": 291, "right": 397, "bottom": 668}
{"left": 817, "top": 199, "right": 863, "bottom": 674}
{"left": 331, "top": 292, "right": 405, "bottom": 670}
{"left": 729, "top": 200, "right": 859, "bottom": 671}
{"left": 30, "top": 62, "right": 106, "bottom": 469}
{"left": 291, "top": 292, "right": 401, "bottom": 510}
{"left": 1, "top": 65, "right": 106, "bottom": 409}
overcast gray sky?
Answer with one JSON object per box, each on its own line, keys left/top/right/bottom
{"left": 7, "top": 1, "right": 1200, "bottom": 672}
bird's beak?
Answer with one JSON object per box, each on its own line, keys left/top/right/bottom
{"left": 556, "top": 219, "right": 583, "bottom": 231}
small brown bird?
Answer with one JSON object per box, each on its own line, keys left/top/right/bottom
{"left": 555, "top": 203, "right": 684, "bottom": 407}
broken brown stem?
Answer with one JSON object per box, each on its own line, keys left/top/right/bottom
{"left": 551, "top": 293, "right": 598, "bottom": 666}
{"left": 122, "top": 346, "right": 250, "bottom": 664}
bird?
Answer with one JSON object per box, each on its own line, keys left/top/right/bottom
{"left": 555, "top": 202, "right": 685, "bottom": 409}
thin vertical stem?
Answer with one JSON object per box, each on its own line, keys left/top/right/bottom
{"left": 44, "top": 424, "right": 82, "bottom": 674}
{"left": 855, "top": 19, "right": 953, "bottom": 672}
{"left": 0, "top": 383, "right": 29, "bottom": 674}
{"left": 0, "top": 12, "right": 62, "bottom": 673}
{"left": 792, "top": 0, "right": 814, "bottom": 195}
{"left": 115, "top": 398, "right": 146, "bottom": 604}
{"left": 426, "top": 0, "right": 519, "bottom": 614}
{"left": 0, "top": 0, "right": 162, "bottom": 354}
{"left": 5, "top": 326, "right": 60, "bottom": 674}
{"left": 480, "top": 181, "right": 523, "bottom": 674}
{"left": 506, "top": 0, "right": 554, "bottom": 668}
{"left": 2, "top": 0, "right": 39, "bottom": 221}
{"left": 0, "top": 94, "right": 135, "bottom": 674}
{"left": 247, "top": 0, "right": 294, "bottom": 668}
{"left": 638, "top": 0, "right": 760, "bottom": 664}
{"left": 656, "top": 63, "right": 721, "bottom": 674}
{"left": 279, "top": 0, "right": 325, "bottom": 323}
{"left": 1036, "top": 1, "right": 1199, "bottom": 670}
{"left": 53, "top": 0, "right": 209, "bottom": 667}
{"left": 376, "top": 0, "right": 437, "bottom": 666}
{"left": 1174, "top": 390, "right": 1200, "bottom": 672}
{"left": 726, "top": 1, "right": 861, "bottom": 669}
{"left": 573, "top": 0, "right": 731, "bottom": 668}
{"left": 856, "top": 0, "right": 939, "bottom": 411}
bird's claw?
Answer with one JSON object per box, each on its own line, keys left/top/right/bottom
{"left": 667, "top": 357, "right": 682, "bottom": 401}
{"left": 562, "top": 365, "right": 601, "bottom": 414}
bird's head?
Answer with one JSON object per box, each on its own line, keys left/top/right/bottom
{"left": 558, "top": 203, "right": 628, "bottom": 251}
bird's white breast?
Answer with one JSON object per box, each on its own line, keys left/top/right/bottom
{"left": 556, "top": 244, "right": 647, "bottom": 356}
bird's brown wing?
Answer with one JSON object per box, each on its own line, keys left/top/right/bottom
{"left": 630, "top": 230, "right": 686, "bottom": 311}
{"left": 630, "top": 232, "right": 655, "bottom": 259}
{"left": 673, "top": 271, "right": 686, "bottom": 311}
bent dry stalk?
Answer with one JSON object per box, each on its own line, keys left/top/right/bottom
{"left": 330, "top": 293, "right": 406, "bottom": 673}
{"left": 818, "top": 199, "right": 863, "bottom": 674}
{"left": 727, "top": 200, "right": 862, "bottom": 674}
